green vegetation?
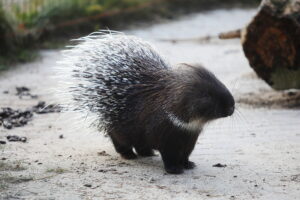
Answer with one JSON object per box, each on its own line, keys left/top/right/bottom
{"left": 0, "top": 174, "right": 33, "bottom": 184}
{"left": 0, "top": 0, "right": 261, "bottom": 68}
{"left": 0, "top": 161, "right": 27, "bottom": 171}
{"left": 0, "top": 181, "right": 8, "bottom": 192}
{"left": 46, "top": 167, "right": 68, "bottom": 174}
{"left": 0, "top": 2, "right": 37, "bottom": 69}
{"left": 0, "top": 161, "right": 31, "bottom": 192}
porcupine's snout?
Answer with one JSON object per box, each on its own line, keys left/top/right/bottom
{"left": 227, "top": 105, "right": 235, "bottom": 116}
{"left": 219, "top": 91, "right": 235, "bottom": 118}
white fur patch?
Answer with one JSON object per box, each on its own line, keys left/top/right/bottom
{"left": 166, "top": 112, "right": 203, "bottom": 132}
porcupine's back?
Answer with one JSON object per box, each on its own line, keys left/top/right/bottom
{"left": 57, "top": 31, "right": 171, "bottom": 129}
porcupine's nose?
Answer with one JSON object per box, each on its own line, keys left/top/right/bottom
{"left": 227, "top": 106, "right": 235, "bottom": 116}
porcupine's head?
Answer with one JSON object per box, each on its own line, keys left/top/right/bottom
{"left": 167, "top": 63, "right": 235, "bottom": 130}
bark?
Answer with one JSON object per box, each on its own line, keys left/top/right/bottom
{"left": 242, "top": 0, "right": 300, "bottom": 90}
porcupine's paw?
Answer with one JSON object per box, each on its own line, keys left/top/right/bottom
{"left": 164, "top": 165, "right": 184, "bottom": 174}
{"left": 120, "top": 150, "right": 137, "bottom": 160}
{"left": 183, "top": 161, "right": 196, "bottom": 169}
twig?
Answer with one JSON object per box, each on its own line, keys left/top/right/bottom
{"left": 218, "top": 29, "right": 241, "bottom": 39}
{"left": 159, "top": 28, "right": 243, "bottom": 44}
{"left": 158, "top": 35, "right": 217, "bottom": 43}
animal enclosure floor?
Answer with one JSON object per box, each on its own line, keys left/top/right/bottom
{"left": 0, "top": 9, "right": 299, "bottom": 200}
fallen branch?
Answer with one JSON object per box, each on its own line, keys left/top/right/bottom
{"left": 158, "top": 35, "right": 216, "bottom": 43}
{"left": 159, "top": 28, "right": 242, "bottom": 43}
{"left": 218, "top": 29, "right": 241, "bottom": 39}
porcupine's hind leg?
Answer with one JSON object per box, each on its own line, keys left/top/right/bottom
{"left": 134, "top": 135, "right": 155, "bottom": 157}
{"left": 108, "top": 130, "right": 137, "bottom": 160}
{"left": 134, "top": 146, "right": 155, "bottom": 157}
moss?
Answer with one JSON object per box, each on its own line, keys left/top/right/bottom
{"left": 271, "top": 68, "right": 300, "bottom": 90}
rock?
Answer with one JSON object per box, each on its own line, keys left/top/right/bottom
{"left": 0, "top": 140, "right": 6, "bottom": 144}
{"left": 6, "top": 135, "right": 27, "bottom": 143}
{"left": 84, "top": 184, "right": 92, "bottom": 187}
{"left": 212, "top": 163, "right": 227, "bottom": 168}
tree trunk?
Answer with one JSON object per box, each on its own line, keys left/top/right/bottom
{"left": 242, "top": 0, "right": 300, "bottom": 90}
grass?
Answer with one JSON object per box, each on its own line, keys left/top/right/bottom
{"left": 0, "top": 161, "right": 27, "bottom": 172}
{"left": 0, "top": 181, "right": 8, "bottom": 192}
{"left": 0, "top": 174, "right": 33, "bottom": 184}
{"left": 0, "top": 50, "right": 38, "bottom": 71}
{"left": 0, "top": 161, "right": 32, "bottom": 192}
{"left": 0, "top": 0, "right": 261, "bottom": 68}
{"left": 0, "top": 173, "right": 34, "bottom": 192}
{"left": 46, "top": 167, "right": 68, "bottom": 174}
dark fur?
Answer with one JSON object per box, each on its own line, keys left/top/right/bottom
{"left": 105, "top": 63, "right": 234, "bottom": 174}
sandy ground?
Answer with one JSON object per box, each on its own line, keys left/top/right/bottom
{"left": 0, "top": 9, "right": 300, "bottom": 200}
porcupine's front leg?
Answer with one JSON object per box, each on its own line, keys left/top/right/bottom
{"left": 182, "top": 133, "right": 199, "bottom": 169}
{"left": 159, "top": 133, "right": 185, "bottom": 174}
{"left": 159, "top": 126, "right": 200, "bottom": 173}
{"left": 160, "top": 149, "right": 184, "bottom": 174}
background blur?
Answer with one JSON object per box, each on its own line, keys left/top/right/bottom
{"left": 0, "top": 0, "right": 259, "bottom": 68}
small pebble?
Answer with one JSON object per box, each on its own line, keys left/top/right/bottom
{"left": 148, "top": 177, "right": 155, "bottom": 183}
{"left": 6, "top": 135, "right": 27, "bottom": 143}
{"left": 0, "top": 140, "right": 6, "bottom": 144}
{"left": 97, "top": 151, "right": 110, "bottom": 156}
{"left": 212, "top": 163, "right": 227, "bottom": 168}
{"left": 84, "top": 184, "right": 92, "bottom": 188}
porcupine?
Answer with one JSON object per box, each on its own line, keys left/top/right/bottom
{"left": 57, "top": 31, "right": 235, "bottom": 174}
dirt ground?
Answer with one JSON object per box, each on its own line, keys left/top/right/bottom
{"left": 0, "top": 9, "right": 299, "bottom": 200}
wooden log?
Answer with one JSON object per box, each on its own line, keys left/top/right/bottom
{"left": 242, "top": 0, "right": 300, "bottom": 90}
